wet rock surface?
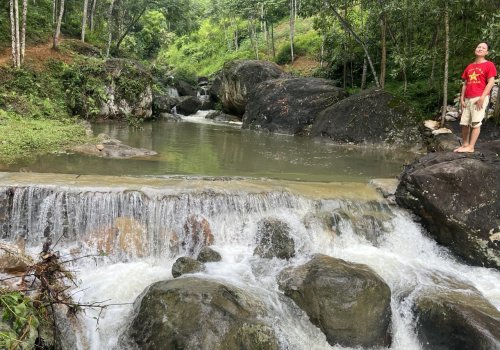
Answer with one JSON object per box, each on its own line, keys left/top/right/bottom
{"left": 311, "top": 89, "right": 421, "bottom": 146}
{"left": 277, "top": 254, "right": 392, "bottom": 348}
{"left": 414, "top": 285, "right": 500, "bottom": 350}
{"left": 70, "top": 135, "right": 157, "bottom": 159}
{"left": 172, "top": 256, "right": 205, "bottom": 277}
{"left": 243, "top": 77, "right": 347, "bottom": 135}
{"left": 253, "top": 218, "right": 295, "bottom": 260}
{"left": 123, "top": 277, "right": 279, "bottom": 350}
{"left": 213, "top": 60, "right": 286, "bottom": 116}
{"left": 196, "top": 246, "right": 222, "bottom": 263}
{"left": 395, "top": 140, "right": 500, "bottom": 269}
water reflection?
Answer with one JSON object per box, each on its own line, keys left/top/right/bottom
{"left": 1, "top": 118, "right": 418, "bottom": 182}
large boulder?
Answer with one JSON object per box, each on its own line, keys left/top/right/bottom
{"left": 99, "top": 59, "right": 153, "bottom": 120}
{"left": 176, "top": 96, "right": 201, "bottom": 115}
{"left": 311, "top": 89, "right": 421, "bottom": 146}
{"left": 121, "top": 277, "right": 279, "bottom": 350}
{"left": 277, "top": 254, "right": 392, "bottom": 348}
{"left": 214, "top": 60, "right": 286, "bottom": 116}
{"left": 414, "top": 282, "right": 500, "bottom": 350}
{"left": 395, "top": 141, "right": 500, "bottom": 269}
{"left": 243, "top": 77, "right": 348, "bottom": 135}
{"left": 253, "top": 218, "right": 295, "bottom": 260}
{"left": 152, "top": 94, "right": 179, "bottom": 116}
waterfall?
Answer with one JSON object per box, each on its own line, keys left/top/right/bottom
{"left": 1, "top": 179, "right": 499, "bottom": 349}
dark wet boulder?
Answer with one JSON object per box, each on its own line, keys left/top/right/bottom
{"left": 395, "top": 141, "right": 500, "bottom": 269}
{"left": 152, "top": 94, "right": 179, "bottom": 115}
{"left": 175, "top": 80, "right": 197, "bottom": 96}
{"left": 254, "top": 218, "right": 295, "bottom": 260}
{"left": 172, "top": 256, "right": 205, "bottom": 277}
{"left": 414, "top": 285, "right": 500, "bottom": 350}
{"left": 176, "top": 96, "right": 201, "bottom": 115}
{"left": 277, "top": 254, "right": 392, "bottom": 348}
{"left": 243, "top": 77, "right": 348, "bottom": 135}
{"left": 215, "top": 60, "right": 286, "bottom": 116}
{"left": 196, "top": 246, "right": 222, "bottom": 263}
{"left": 122, "top": 277, "right": 279, "bottom": 350}
{"left": 311, "top": 89, "right": 421, "bottom": 146}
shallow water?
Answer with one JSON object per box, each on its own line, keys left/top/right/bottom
{"left": 0, "top": 112, "right": 418, "bottom": 182}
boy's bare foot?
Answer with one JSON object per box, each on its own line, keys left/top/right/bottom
{"left": 457, "top": 146, "right": 474, "bottom": 153}
{"left": 454, "top": 144, "right": 469, "bottom": 152}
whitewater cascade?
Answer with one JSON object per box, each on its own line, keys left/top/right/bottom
{"left": 0, "top": 174, "right": 499, "bottom": 349}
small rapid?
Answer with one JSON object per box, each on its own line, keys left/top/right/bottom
{"left": 0, "top": 174, "right": 499, "bottom": 349}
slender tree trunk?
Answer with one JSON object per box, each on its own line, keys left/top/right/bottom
{"left": 320, "top": 32, "right": 325, "bottom": 68}
{"left": 289, "top": 0, "right": 295, "bottom": 63}
{"left": 82, "top": 0, "right": 89, "bottom": 42}
{"left": 328, "top": 5, "right": 379, "bottom": 87}
{"left": 441, "top": 2, "right": 449, "bottom": 128}
{"left": 14, "top": 0, "right": 21, "bottom": 67}
{"left": 52, "top": 0, "right": 56, "bottom": 24}
{"left": 115, "top": 6, "right": 147, "bottom": 51}
{"left": 380, "top": 13, "right": 386, "bottom": 89}
{"left": 20, "top": 0, "right": 27, "bottom": 64}
{"left": 271, "top": 22, "right": 275, "bottom": 58}
{"left": 90, "top": 0, "right": 97, "bottom": 32}
{"left": 10, "top": 0, "right": 18, "bottom": 68}
{"left": 429, "top": 28, "right": 439, "bottom": 84}
{"left": 106, "top": 0, "right": 115, "bottom": 57}
{"left": 361, "top": 56, "right": 367, "bottom": 89}
{"left": 53, "top": 0, "right": 64, "bottom": 49}
{"left": 494, "top": 85, "right": 500, "bottom": 123}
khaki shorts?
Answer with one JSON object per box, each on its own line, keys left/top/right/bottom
{"left": 460, "top": 96, "right": 489, "bottom": 128}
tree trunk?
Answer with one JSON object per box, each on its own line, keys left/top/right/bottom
{"left": 10, "top": 0, "right": 18, "bottom": 68}
{"left": 105, "top": 0, "right": 115, "bottom": 57}
{"left": 380, "top": 13, "right": 386, "bottom": 89}
{"left": 328, "top": 5, "right": 379, "bottom": 87}
{"left": 361, "top": 56, "right": 367, "bottom": 89}
{"left": 440, "top": 1, "right": 449, "bottom": 128}
{"left": 82, "top": 0, "right": 89, "bottom": 42}
{"left": 14, "top": 0, "right": 21, "bottom": 67}
{"left": 52, "top": 0, "right": 56, "bottom": 24}
{"left": 271, "top": 22, "right": 275, "bottom": 58}
{"left": 289, "top": 0, "right": 295, "bottom": 63}
{"left": 53, "top": 0, "right": 64, "bottom": 49}
{"left": 90, "top": 0, "right": 97, "bottom": 32}
{"left": 115, "top": 6, "right": 147, "bottom": 52}
{"left": 494, "top": 85, "right": 500, "bottom": 123}
{"left": 20, "top": 0, "right": 27, "bottom": 64}
{"left": 320, "top": 32, "right": 325, "bottom": 68}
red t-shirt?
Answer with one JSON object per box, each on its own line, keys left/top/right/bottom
{"left": 461, "top": 61, "right": 497, "bottom": 98}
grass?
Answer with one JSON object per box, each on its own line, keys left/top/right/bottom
{"left": 0, "top": 110, "right": 88, "bottom": 164}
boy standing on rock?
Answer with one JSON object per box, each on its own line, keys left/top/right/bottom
{"left": 455, "top": 42, "right": 497, "bottom": 153}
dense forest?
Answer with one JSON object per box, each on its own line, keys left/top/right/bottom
{"left": 0, "top": 0, "right": 498, "bottom": 126}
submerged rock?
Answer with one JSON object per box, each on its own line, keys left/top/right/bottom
{"left": 395, "top": 141, "right": 500, "bottom": 269}
{"left": 70, "top": 136, "right": 157, "bottom": 159}
{"left": 243, "top": 77, "right": 347, "bottom": 135}
{"left": 311, "top": 88, "right": 421, "bottom": 147}
{"left": 213, "top": 60, "right": 286, "bottom": 116}
{"left": 172, "top": 256, "right": 205, "bottom": 277}
{"left": 253, "top": 218, "right": 295, "bottom": 260}
{"left": 122, "top": 277, "right": 279, "bottom": 350}
{"left": 277, "top": 254, "right": 392, "bottom": 348}
{"left": 414, "top": 286, "right": 500, "bottom": 349}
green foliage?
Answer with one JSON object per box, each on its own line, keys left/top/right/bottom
{"left": 0, "top": 290, "right": 40, "bottom": 349}
{"left": 62, "top": 58, "right": 108, "bottom": 119}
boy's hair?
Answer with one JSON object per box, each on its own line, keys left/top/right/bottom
{"left": 479, "top": 41, "right": 491, "bottom": 51}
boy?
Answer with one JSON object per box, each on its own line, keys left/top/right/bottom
{"left": 454, "top": 42, "right": 497, "bottom": 153}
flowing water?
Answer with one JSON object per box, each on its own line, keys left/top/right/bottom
{"left": 0, "top": 115, "right": 499, "bottom": 349}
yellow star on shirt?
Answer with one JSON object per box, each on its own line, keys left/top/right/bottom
{"left": 469, "top": 71, "right": 479, "bottom": 81}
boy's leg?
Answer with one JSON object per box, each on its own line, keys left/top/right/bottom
{"left": 457, "top": 96, "right": 488, "bottom": 153}
{"left": 454, "top": 98, "right": 472, "bottom": 152}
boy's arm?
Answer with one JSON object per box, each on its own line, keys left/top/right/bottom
{"left": 474, "top": 77, "right": 495, "bottom": 110}
{"left": 460, "top": 82, "right": 467, "bottom": 110}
